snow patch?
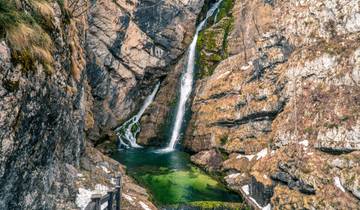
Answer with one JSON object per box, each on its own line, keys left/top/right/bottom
{"left": 249, "top": 196, "right": 271, "bottom": 210}
{"left": 256, "top": 148, "right": 268, "bottom": 160}
{"left": 299, "top": 140, "right": 309, "bottom": 147}
{"left": 139, "top": 201, "right": 151, "bottom": 210}
{"left": 334, "top": 176, "right": 345, "bottom": 192}
{"left": 237, "top": 148, "right": 268, "bottom": 161}
{"left": 262, "top": 203, "right": 271, "bottom": 210}
{"left": 101, "top": 202, "right": 108, "bottom": 210}
{"left": 75, "top": 184, "right": 109, "bottom": 210}
{"left": 76, "top": 188, "right": 93, "bottom": 210}
{"left": 242, "top": 185, "right": 249, "bottom": 195}
{"left": 299, "top": 140, "right": 309, "bottom": 151}
{"left": 236, "top": 154, "right": 255, "bottom": 160}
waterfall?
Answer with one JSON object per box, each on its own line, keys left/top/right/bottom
{"left": 161, "top": 0, "right": 224, "bottom": 152}
{"left": 116, "top": 83, "right": 160, "bottom": 148}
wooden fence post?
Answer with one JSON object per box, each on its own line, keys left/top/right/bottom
{"left": 91, "top": 194, "right": 102, "bottom": 210}
{"left": 107, "top": 191, "right": 114, "bottom": 210}
{"left": 115, "top": 175, "right": 122, "bottom": 210}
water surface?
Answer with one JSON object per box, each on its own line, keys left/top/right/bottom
{"left": 112, "top": 148, "right": 241, "bottom": 206}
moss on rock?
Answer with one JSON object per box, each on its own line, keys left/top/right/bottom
{"left": 196, "top": 0, "right": 234, "bottom": 79}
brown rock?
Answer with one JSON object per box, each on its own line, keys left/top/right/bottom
{"left": 191, "top": 149, "right": 223, "bottom": 171}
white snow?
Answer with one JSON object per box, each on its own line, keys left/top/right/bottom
{"left": 299, "top": 140, "right": 309, "bottom": 151}
{"left": 299, "top": 140, "right": 309, "bottom": 147}
{"left": 101, "top": 202, "right": 108, "bottom": 210}
{"left": 262, "top": 203, "right": 271, "bottom": 210}
{"left": 249, "top": 196, "right": 271, "bottom": 210}
{"left": 77, "top": 173, "right": 83, "bottom": 177}
{"left": 75, "top": 184, "right": 109, "bottom": 210}
{"left": 139, "top": 201, "right": 151, "bottom": 210}
{"left": 242, "top": 185, "right": 249, "bottom": 195}
{"left": 76, "top": 188, "right": 93, "bottom": 210}
{"left": 236, "top": 154, "right": 255, "bottom": 160}
{"left": 256, "top": 148, "right": 268, "bottom": 160}
{"left": 236, "top": 148, "right": 268, "bottom": 161}
{"left": 334, "top": 176, "right": 346, "bottom": 192}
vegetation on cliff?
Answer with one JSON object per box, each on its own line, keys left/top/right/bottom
{"left": 196, "top": 0, "right": 234, "bottom": 79}
{"left": 0, "top": 0, "right": 54, "bottom": 74}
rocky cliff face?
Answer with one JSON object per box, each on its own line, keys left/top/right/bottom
{"left": 85, "top": 0, "right": 205, "bottom": 142}
{"left": 186, "top": 0, "right": 360, "bottom": 208}
{"left": 0, "top": 0, "right": 205, "bottom": 209}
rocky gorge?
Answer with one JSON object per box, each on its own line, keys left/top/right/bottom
{"left": 0, "top": 0, "right": 360, "bottom": 209}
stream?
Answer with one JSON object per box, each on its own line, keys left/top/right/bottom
{"left": 113, "top": 0, "right": 242, "bottom": 208}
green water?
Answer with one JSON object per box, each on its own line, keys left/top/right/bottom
{"left": 112, "top": 149, "right": 241, "bottom": 207}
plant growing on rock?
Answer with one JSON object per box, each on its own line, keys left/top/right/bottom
{"left": 0, "top": 0, "right": 55, "bottom": 74}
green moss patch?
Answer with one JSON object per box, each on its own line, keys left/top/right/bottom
{"left": 197, "top": 16, "right": 234, "bottom": 79}
{"left": 215, "top": 0, "right": 234, "bottom": 23}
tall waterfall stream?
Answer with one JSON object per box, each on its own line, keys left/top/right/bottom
{"left": 113, "top": 1, "right": 242, "bottom": 207}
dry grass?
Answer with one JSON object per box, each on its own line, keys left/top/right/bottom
{"left": 30, "top": 0, "right": 55, "bottom": 28}
{"left": 68, "top": 20, "right": 85, "bottom": 81}
{"left": 32, "top": 45, "right": 54, "bottom": 64}
{"left": 6, "top": 24, "right": 35, "bottom": 50}
{"left": 7, "top": 23, "right": 54, "bottom": 72}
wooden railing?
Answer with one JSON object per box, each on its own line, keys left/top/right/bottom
{"left": 85, "top": 175, "right": 122, "bottom": 210}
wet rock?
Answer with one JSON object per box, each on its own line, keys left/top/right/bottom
{"left": 86, "top": 0, "right": 205, "bottom": 142}
{"left": 248, "top": 176, "right": 274, "bottom": 207}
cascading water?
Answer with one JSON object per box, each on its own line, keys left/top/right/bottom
{"left": 161, "top": 0, "right": 224, "bottom": 152}
{"left": 116, "top": 83, "right": 160, "bottom": 148}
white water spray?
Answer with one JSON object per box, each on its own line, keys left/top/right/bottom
{"left": 116, "top": 83, "right": 160, "bottom": 148}
{"left": 160, "top": 0, "right": 223, "bottom": 152}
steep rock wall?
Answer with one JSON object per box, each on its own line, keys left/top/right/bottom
{"left": 186, "top": 0, "right": 360, "bottom": 208}
{"left": 0, "top": 0, "right": 205, "bottom": 208}
{"left": 85, "top": 0, "right": 205, "bottom": 142}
